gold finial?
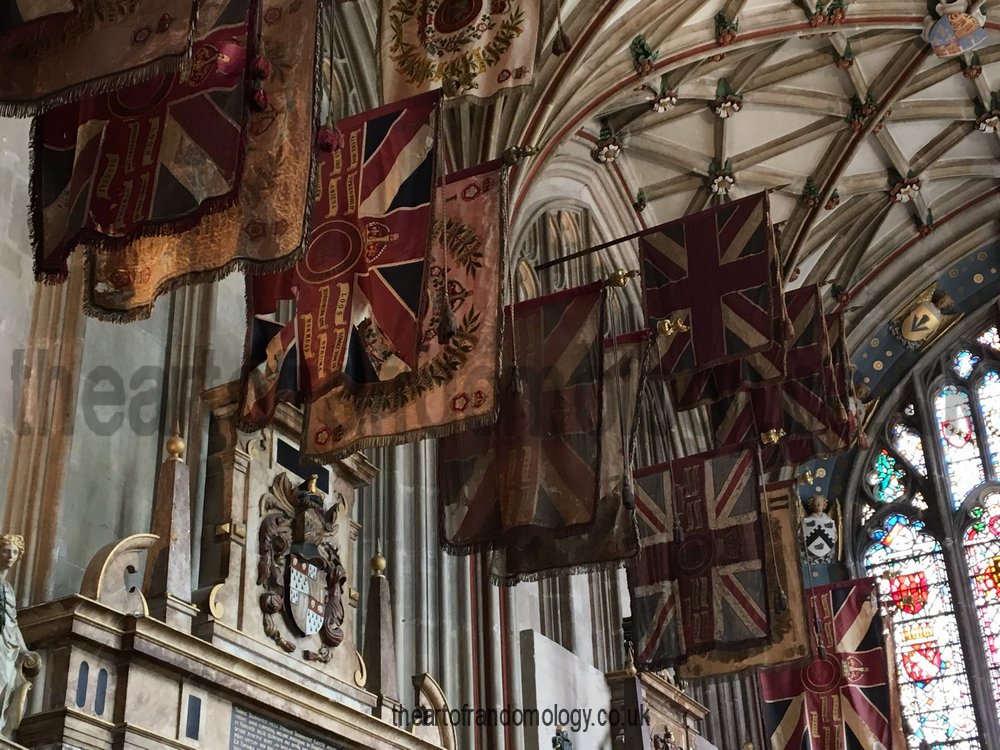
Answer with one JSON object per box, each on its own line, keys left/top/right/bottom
{"left": 607, "top": 269, "right": 639, "bottom": 288}
{"left": 371, "top": 538, "right": 387, "bottom": 575}
{"left": 165, "top": 423, "right": 185, "bottom": 461}
{"left": 307, "top": 474, "right": 319, "bottom": 494}
{"left": 656, "top": 317, "right": 689, "bottom": 337}
{"left": 761, "top": 428, "right": 786, "bottom": 445}
{"left": 797, "top": 469, "right": 815, "bottom": 486}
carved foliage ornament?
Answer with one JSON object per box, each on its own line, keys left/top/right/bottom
{"left": 257, "top": 473, "right": 348, "bottom": 662}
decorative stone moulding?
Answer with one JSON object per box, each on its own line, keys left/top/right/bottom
{"left": 889, "top": 177, "right": 922, "bottom": 204}
{"left": 710, "top": 78, "right": 742, "bottom": 118}
{"left": 629, "top": 35, "right": 658, "bottom": 76}
{"left": 708, "top": 159, "right": 735, "bottom": 195}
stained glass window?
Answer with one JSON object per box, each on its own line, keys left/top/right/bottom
{"left": 964, "top": 490, "right": 1000, "bottom": 710}
{"left": 867, "top": 449, "right": 906, "bottom": 503}
{"left": 977, "top": 371, "right": 1000, "bottom": 476}
{"left": 891, "top": 421, "right": 927, "bottom": 476}
{"left": 857, "top": 318, "right": 1000, "bottom": 748}
{"left": 866, "top": 516, "right": 980, "bottom": 749}
{"left": 935, "top": 386, "right": 984, "bottom": 508}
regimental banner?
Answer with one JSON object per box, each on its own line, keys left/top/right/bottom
{"left": 0, "top": 0, "right": 197, "bottom": 115}
{"left": 642, "top": 192, "right": 784, "bottom": 378}
{"left": 33, "top": 0, "right": 250, "bottom": 280}
{"left": 710, "top": 291, "right": 857, "bottom": 468}
{"left": 86, "top": 0, "right": 322, "bottom": 322}
{"left": 680, "top": 481, "right": 811, "bottom": 679}
{"left": 0, "top": 1, "right": 77, "bottom": 52}
{"left": 759, "top": 578, "right": 904, "bottom": 750}
{"left": 438, "top": 282, "right": 606, "bottom": 552}
{"left": 239, "top": 90, "right": 440, "bottom": 427}
{"left": 379, "top": 0, "right": 540, "bottom": 103}
{"left": 490, "top": 330, "right": 651, "bottom": 584}
{"left": 301, "top": 161, "right": 504, "bottom": 461}
{"left": 669, "top": 285, "right": 824, "bottom": 410}
{"left": 628, "top": 447, "right": 770, "bottom": 669}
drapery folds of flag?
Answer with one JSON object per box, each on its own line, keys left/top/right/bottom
{"left": 438, "top": 281, "right": 606, "bottom": 553}
{"left": 679, "top": 480, "right": 811, "bottom": 680}
{"left": 710, "top": 290, "right": 858, "bottom": 467}
{"left": 641, "top": 192, "right": 786, "bottom": 378}
{"left": 300, "top": 160, "right": 505, "bottom": 461}
{"left": 0, "top": 0, "right": 199, "bottom": 116}
{"left": 83, "top": 0, "right": 321, "bottom": 322}
{"left": 670, "top": 282, "right": 826, "bottom": 409}
{"left": 628, "top": 446, "right": 770, "bottom": 670}
{"left": 32, "top": 0, "right": 252, "bottom": 281}
{"left": 239, "top": 90, "right": 441, "bottom": 428}
{"left": 490, "top": 329, "right": 651, "bottom": 584}
{"left": 759, "top": 578, "right": 906, "bottom": 750}
{"left": 379, "top": 0, "right": 541, "bottom": 103}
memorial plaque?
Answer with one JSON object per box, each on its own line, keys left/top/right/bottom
{"left": 230, "top": 705, "right": 346, "bottom": 749}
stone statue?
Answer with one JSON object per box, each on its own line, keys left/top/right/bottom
{"left": 801, "top": 495, "right": 839, "bottom": 564}
{"left": 0, "top": 534, "right": 40, "bottom": 738}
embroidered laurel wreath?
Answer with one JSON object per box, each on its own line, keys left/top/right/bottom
{"left": 386, "top": 0, "right": 526, "bottom": 88}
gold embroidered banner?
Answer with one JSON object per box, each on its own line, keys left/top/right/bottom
{"left": 0, "top": 0, "right": 197, "bottom": 116}
{"left": 300, "top": 161, "right": 505, "bottom": 461}
{"left": 84, "top": 0, "right": 320, "bottom": 322}
{"left": 379, "top": 0, "right": 540, "bottom": 102}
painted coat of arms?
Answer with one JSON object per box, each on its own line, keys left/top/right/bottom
{"left": 257, "top": 473, "right": 348, "bottom": 662}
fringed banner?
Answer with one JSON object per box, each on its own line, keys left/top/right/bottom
{"left": 379, "top": 0, "right": 540, "bottom": 103}
{"left": 0, "top": 1, "right": 78, "bottom": 52}
{"left": 628, "top": 446, "right": 770, "bottom": 670}
{"left": 300, "top": 160, "right": 504, "bottom": 461}
{"left": 32, "top": 0, "right": 252, "bottom": 281}
{"left": 679, "top": 481, "right": 811, "bottom": 680}
{"left": 238, "top": 89, "right": 441, "bottom": 427}
{"left": 759, "top": 578, "right": 905, "bottom": 750}
{"left": 438, "top": 281, "right": 606, "bottom": 553}
{"left": 490, "top": 330, "right": 651, "bottom": 584}
{"left": 84, "top": 0, "right": 322, "bottom": 321}
{"left": 642, "top": 192, "right": 785, "bottom": 377}
{"left": 0, "top": 0, "right": 198, "bottom": 116}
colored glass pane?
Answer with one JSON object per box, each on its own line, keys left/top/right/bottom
{"left": 953, "top": 349, "right": 981, "bottom": 380}
{"left": 977, "top": 325, "right": 1000, "bottom": 352}
{"left": 865, "top": 516, "right": 981, "bottom": 749}
{"left": 891, "top": 421, "right": 927, "bottom": 477}
{"left": 936, "top": 386, "right": 985, "bottom": 509}
{"left": 977, "top": 371, "right": 1000, "bottom": 477}
{"left": 964, "top": 490, "right": 1000, "bottom": 710}
{"left": 867, "top": 449, "right": 906, "bottom": 503}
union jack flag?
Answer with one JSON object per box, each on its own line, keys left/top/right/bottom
{"left": 670, "top": 285, "right": 824, "bottom": 409}
{"left": 628, "top": 447, "right": 769, "bottom": 669}
{"left": 642, "top": 192, "right": 785, "bottom": 377}
{"left": 240, "top": 90, "right": 440, "bottom": 426}
{"left": 438, "top": 282, "right": 606, "bottom": 552}
{"left": 759, "top": 578, "right": 903, "bottom": 750}
{"left": 33, "top": 0, "right": 251, "bottom": 279}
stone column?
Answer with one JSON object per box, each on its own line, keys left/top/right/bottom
{"left": 3, "top": 261, "right": 85, "bottom": 606}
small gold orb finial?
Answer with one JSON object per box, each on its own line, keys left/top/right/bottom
{"left": 371, "top": 537, "right": 387, "bottom": 574}
{"left": 165, "top": 431, "right": 185, "bottom": 460}
{"left": 307, "top": 474, "right": 319, "bottom": 494}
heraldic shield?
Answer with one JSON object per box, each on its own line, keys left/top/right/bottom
{"left": 287, "top": 549, "right": 329, "bottom": 637}
{"left": 257, "top": 472, "right": 348, "bottom": 661}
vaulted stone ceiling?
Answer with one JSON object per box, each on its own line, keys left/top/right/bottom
{"left": 336, "top": 0, "right": 1000, "bottom": 348}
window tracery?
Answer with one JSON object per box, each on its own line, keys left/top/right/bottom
{"left": 855, "top": 317, "right": 1000, "bottom": 749}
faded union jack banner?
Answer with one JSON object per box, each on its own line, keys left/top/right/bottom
{"left": 642, "top": 192, "right": 785, "bottom": 378}
{"left": 628, "top": 446, "right": 769, "bottom": 669}
{"left": 759, "top": 578, "right": 905, "bottom": 750}
{"left": 438, "top": 281, "right": 606, "bottom": 552}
